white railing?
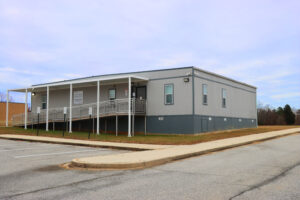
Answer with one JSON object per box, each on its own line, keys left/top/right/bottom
{"left": 12, "top": 98, "right": 146, "bottom": 126}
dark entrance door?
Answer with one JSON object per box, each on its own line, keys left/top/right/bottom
{"left": 136, "top": 86, "right": 147, "bottom": 100}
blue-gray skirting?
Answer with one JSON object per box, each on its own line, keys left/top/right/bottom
{"left": 28, "top": 115, "right": 257, "bottom": 134}
{"left": 84, "top": 115, "right": 256, "bottom": 134}
{"left": 146, "top": 115, "right": 256, "bottom": 134}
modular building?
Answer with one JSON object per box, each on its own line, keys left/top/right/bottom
{"left": 6, "top": 66, "right": 257, "bottom": 135}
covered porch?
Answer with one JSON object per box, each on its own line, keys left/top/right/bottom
{"left": 7, "top": 75, "right": 148, "bottom": 137}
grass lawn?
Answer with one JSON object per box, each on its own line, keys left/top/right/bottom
{"left": 0, "top": 126, "right": 299, "bottom": 145}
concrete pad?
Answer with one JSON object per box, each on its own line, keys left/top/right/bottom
{"left": 71, "top": 128, "right": 300, "bottom": 169}
{"left": 0, "top": 134, "right": 171, "bottom": 151}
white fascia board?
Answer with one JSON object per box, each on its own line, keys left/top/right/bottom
{"left": 131, "top": 75, "right": 149, "bottom": 81}
{"left": 31, "top": 75, "right": 149, "bottom": 89}
{"left": 8, "top": 87, "right": 33, "bottom": 93}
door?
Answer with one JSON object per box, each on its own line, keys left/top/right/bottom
{"left": 201, "top": 119, "right": 208, "bottom": 132}
{"left": 136, "top": 86, "right": 147, "bottom": 100}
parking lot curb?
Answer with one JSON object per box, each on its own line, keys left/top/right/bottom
{"left": 0, "top": 134, "right": 170, "bottom": 151}
{"left": 70, "top": 128, "right": 300, "bottom": 170}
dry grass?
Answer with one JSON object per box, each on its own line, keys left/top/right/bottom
{"left": 0, "top": 126, "right": 299, "bottom": 145}
{"left": 0, "top": 121, "right": 7, "bottom": 127}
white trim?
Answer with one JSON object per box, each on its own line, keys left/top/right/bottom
{"left": 32, "top": 75, "right": 148, "bottom": 89}
{"left": 96, "top": 80, "right": 100, "bottom": 135}
{"left": 24, "top": 88, "right": 28, "bottom": 129}
{"left": 128, "top": 77, "right": 132, "bottom": 137}
{"left": 69, "top": 84, "right": 72, "bottom": 133}
{"left": 7, "top": 88, "right": 33, "bottom": 93}
{"left": 46, "top": 86, "right": 49, "bottom": 131}
{"left": 8, "top": 75, "right": 148, "bottom": 93}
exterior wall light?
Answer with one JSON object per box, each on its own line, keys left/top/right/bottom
{"left": 32, "top": 92, "right": 36, "bottom": 96}
{"left": 183, "top": 77, "right": 189, "bottom": 82}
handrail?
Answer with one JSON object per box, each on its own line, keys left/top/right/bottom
{"left": 12, "top": 98, "right": 146, "bottom": 126}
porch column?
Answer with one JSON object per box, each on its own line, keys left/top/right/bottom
{"left": 6, "top": 90, "right": 9, "bottom": 127}
{"left": 128, "top": 77, "right": 132, "bottom": 137}
{"left": 24, "top": 88, "right": 28, "bottom": 129}
{"left": 46, "top": 86, "right": 49, "bottom": 131}
{"left": 96, "top": 80, "right": 100, "bottom": 135}
{"left": 69, "top": 83, "right": 72, "bottom": 133}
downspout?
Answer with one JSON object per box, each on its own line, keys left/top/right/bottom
{"left": 256, "top": 89, "right": 258, "bottom": 128}
{"left": 192, "top": 67, "right": 195, "bottom": 115}
{"left": 192, "top": 67, "right": 195, "bottom": 134}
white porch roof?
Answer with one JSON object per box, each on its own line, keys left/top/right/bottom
{"left": 9, "top": 75, "right": 148, "bottom": 93}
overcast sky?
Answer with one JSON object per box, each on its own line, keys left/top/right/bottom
{"left": 0, "top": 0, "right": 299, "bottom": 108}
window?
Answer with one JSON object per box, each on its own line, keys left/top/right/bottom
{"left": 164, "top": 84, "right": 174, "bottom": 105}
{"left": 202, "top": 84, "right": 208, "bottom": 105}
{"left": 222, "top": 88, "right": 226, "bottom": 108}
{"left": 73, "top": 91, "right": 83, "bottom": 105}
{"left": 109, "top": 89, "right": 116, "bottom": 100}
{"left": 41, "top": 95, "right": 47, "bottom": 109}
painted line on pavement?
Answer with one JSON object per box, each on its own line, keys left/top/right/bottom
{"left": 0, "top": 147, "right": 38, "bottom": 152}
{"left": 14, "top": 149, "right": 100, "bottom": 158}
{"left": 0, "top": 145, "right": 95, "bottom": 152}
{"left": 0, "top": 144, "right": 17, "bottom": 147}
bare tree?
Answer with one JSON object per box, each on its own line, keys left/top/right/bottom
{"left": 0, "top": 92, "right": 5, "bottom": 102}
{"left": 0, "top": 91, "right": 14, "bottom": 102}
{"left": 258, "top": 103, "right": 298, "bottom": 125}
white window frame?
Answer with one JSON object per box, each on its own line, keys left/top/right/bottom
{"left": 73, "top": 90, "right": 83, "bottom": 105}
{"left": 41, "top": 95, "right": 47, "bottom": 110}
{"left": 109, "top": 88, "right": 116, "bottom": 100}
{"left": 164, "top": 84, "right": 174, "bottom": 105}
{"left": 202, "top": 84, "right": 208, "bottom": 105}
{"left": 222, "top": 88, "right": 226, "bottom": 108}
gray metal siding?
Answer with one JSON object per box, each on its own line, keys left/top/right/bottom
{"left": 194, "top": 74, "right": 257, "bottom": 119}
{"left": 32, "top": 83, "right": 135, "bottom": 110}
{"left": 147, "top": 77, "right": 193, "bottom": 116}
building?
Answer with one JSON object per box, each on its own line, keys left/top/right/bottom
{"left": 296, "top": 110, "right": 300, "bottom": 125}
{"left": 6, "top": 66, "right": 257, "bottom": 135}
{"left": 0, "top": 102, "right": 27, "bottom": 126}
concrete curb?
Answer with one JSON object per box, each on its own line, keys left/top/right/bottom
{"left": 0, "top": 134, "right": 170, "bottom": 151}
{"left": 70, "top": 128, "right": 300, "bottom": 170}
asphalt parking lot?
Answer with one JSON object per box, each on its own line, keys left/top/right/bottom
{"left": 0, "top": 139, "right": 128, "bottom": 200}
{"left": 1, "top": 134, "right": 300, "bottom": 200}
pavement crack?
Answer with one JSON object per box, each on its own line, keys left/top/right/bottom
{"left": 154, "top": 168, "right": 224, "bottom": 177}
{"left": 228, "top": 160, "right": 300, "bottom": 200}
{"left": 1, "top": 172, "right": 125, "bottom": 199}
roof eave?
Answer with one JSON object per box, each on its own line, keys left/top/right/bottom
{"left": 192, "top": 66, "right": 257, "bottom": 89}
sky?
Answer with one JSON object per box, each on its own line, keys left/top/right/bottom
{"left": 0, "top": 0, "right": 299, "bottom": 109}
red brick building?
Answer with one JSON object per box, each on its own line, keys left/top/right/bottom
{"left": 296, "top": 110, "right": 300, "bottom": 125}
{"left": 0, "top": 102, "right": 26, "bottom": 126}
